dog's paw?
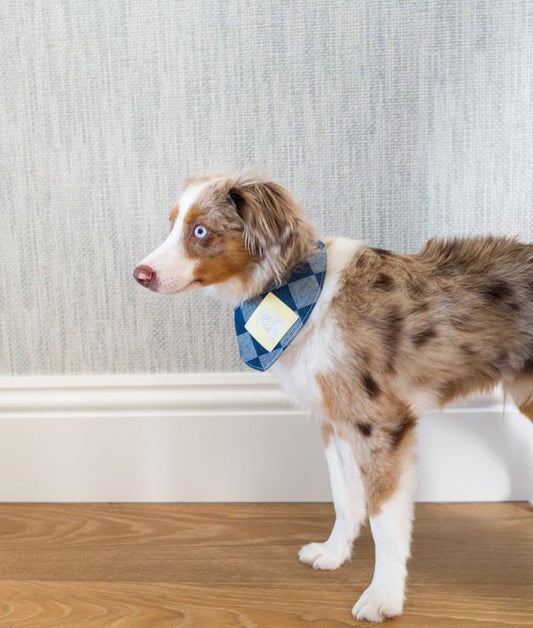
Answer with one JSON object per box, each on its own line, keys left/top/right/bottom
{"left": 351, "top": 585, "right": 404, "bottom": 623}
{"left": 297, "top": 541, "right": 349, "bottom": 570}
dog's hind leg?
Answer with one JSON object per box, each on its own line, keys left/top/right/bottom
{"left": 298, "top": 422, "right": 367, "bottom": 570}
{"left": 504, "top": 367, "right": 533, "bottom": 421}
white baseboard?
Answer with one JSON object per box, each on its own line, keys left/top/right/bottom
{"left": 0, "top": 373, "right": 531, "bottom": 502}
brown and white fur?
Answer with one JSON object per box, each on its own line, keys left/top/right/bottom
{"left": 134, "top": 172, "right": 533, "bottom": 623}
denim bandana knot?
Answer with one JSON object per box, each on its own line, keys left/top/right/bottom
{"left": 234, "top": 241, "right": 327, "bottom": 371}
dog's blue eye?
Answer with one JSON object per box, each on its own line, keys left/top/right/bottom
{"left": 194, "top": 225, "right": 208, "bottom": 239}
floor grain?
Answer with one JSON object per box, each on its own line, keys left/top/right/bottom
{"left": 0, "top": 503, "right": 529, "bottom": 626}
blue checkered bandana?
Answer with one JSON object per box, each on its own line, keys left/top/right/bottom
{"left": 234, "top": 242, "right": 327, "bottom": 371}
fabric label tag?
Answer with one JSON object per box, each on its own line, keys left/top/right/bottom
{"left": 244, "top": 292, "right": 299, "bottom": 351}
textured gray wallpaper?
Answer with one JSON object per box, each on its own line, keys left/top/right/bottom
{"left": 1, "top": 1, "right": 532, "bottom": 375}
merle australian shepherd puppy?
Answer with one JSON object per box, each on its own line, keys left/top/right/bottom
{"left": 134, "top": 171, "right": 532, "bottom": 623}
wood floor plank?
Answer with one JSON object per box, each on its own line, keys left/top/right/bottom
{"left": 0, "top": 503, "right": 529, "bottom": 626}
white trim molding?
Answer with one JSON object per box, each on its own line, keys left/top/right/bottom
{"left": 0, "top": 374, "right": 531, "bottom": 503}
{"left": 0, "top": 373, "right": 293, "bottom": 419}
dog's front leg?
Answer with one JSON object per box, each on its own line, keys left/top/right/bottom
{"left": 298, "top": 422, "right": 367, "bottom": 570}
{"left": 352, "top": 451, "right": 416, "bottom": 623}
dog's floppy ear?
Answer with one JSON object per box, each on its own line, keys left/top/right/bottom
{"left": 227, "top": 179, "right": 299, "bottom": 258}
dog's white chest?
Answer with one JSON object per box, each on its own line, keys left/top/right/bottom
{"left": 271, "top": 314, "right": 341, "bottom": 414}
{"left": 270, "top": 237, "right": 362, "bottom": 415}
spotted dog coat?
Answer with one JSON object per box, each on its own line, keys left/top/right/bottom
{"left": 134, "top": 172, "right": 533, "bottom": 623}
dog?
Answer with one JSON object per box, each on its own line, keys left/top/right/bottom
{"left": 134, "top": 171, "right": 533, "bottom": 622}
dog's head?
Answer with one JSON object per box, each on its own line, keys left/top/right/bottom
{"left": 133, "top": 173, "right": 316, "bottom": 300}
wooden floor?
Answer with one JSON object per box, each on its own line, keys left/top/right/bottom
{"left": 0, "top": 503, "right": 529, "bottom": 626}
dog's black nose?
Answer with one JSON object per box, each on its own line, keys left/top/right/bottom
{"left": 133, "top": 264, "right": 156, "bottom": 286}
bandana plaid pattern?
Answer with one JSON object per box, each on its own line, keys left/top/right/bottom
{"left": 234, "top": 242, "right": 327, "bottom": 371}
